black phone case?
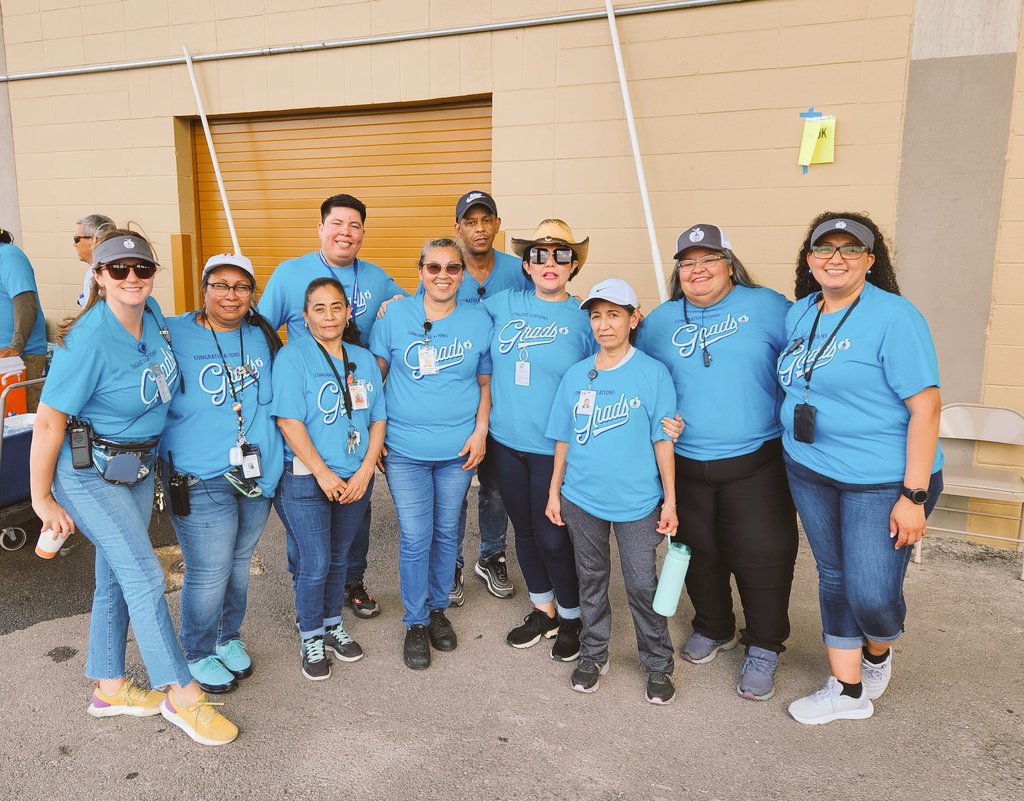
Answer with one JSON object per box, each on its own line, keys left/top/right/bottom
{"left": 794, "top": 403, "right": 816, "bottom": 443}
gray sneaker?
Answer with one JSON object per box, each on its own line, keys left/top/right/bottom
{"left": 788, "top": 676, "right": 873, "bottom": 725}
{"left": 736, "top": 646, "right": 778, "bottom": 701}
{"left": 861, "top": 649, "right": 893, "bottom": 700}
{"left": 681, "top": 631, "right": 738, "bottom": 664}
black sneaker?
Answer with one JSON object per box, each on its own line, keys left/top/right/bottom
{"left": 506, "top": 609, "right": 559, "bottom": 649}
{"left": 403, "top": 624, "right": 431, "bottom": 670}
{"left": 474, "top": 553, "right": 515, "bottom": 598}
{"left": 570, "top": 659, "right": 608, "bottom": 693}
{"left": 448, "top": 567, "right": 465, "bottom": 607}
{"left": 427, "top": 609, "right": 457, "bottom": 652}
{"left": 300, "top": 635, "right": 331, "bottom": 681}
{"left": 645, "top": 671, "right": 676, "bottom": 705}
{"left": 324, "top": 623, "right": 364, "bottom": 662}
{"left": 345, "top": 581, "right": 380, "bottom": 618}
{"left": 550, "top": 616, "right": 582, "bottom": 662}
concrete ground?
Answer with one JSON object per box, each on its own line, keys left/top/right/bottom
{"left": 0, "top": 481, "right": 1022, "bottom": 801}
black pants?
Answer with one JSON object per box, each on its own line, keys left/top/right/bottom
{"left": 674, "top": 438, "right": 798, "bottom": 653}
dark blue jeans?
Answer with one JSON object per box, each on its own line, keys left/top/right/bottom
{"left": 455, "top": 445, "right": 508, "bottom": 568}
{"left": 344, "top": 502, "right": 371, "bottom": 587}
{"left": 490, "top": 438, "right": 580, "bottom": 615}
{"left": 784, "top": 453, "right": 942, "bottom": 649}
{"left": 274, "top": 462, "right": 374, "bottom": 639}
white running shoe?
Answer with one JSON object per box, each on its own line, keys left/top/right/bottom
{"left": 788, "top": 676, "right": 874, "bottom": 725}
{"left": 861, "top": 649, "right": 893, "bottom": 700}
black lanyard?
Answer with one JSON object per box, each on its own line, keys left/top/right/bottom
{"left": 682, "top": 297, "right": 713, "bottom": 368}
{"left": 314, "top": 339, "right": 355, "bottom": 423}
{"left": 802, "top": 294, "right": 860, "bottom": 390}
{"left": 209, "top": 323, "right": 252, "bottom": 441}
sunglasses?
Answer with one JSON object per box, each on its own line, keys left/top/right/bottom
{"left": 73, "top": 235, "right": 94, "bottom": 244}
{"left": 528, "top": 247, "right": 574, "bottom": 265}
{"left": 422, "top": 262, "right": 463, "bottom": 276}
{"left": 96, "top": 263, "right": 158, "bottom": 280}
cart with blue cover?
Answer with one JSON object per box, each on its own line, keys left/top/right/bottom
{"left": 0, "top": 377, "right": 45, "bottom": 551}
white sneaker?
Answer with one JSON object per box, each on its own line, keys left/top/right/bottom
{"left": 861, "top": 649, "right": 893, "bottom": 700}
{"left": 788, "top": 676, "right": 874, "bottom": 725}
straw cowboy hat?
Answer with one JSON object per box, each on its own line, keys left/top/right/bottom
{"left": 510, "top": 219, "right": 590, "bottom": 270}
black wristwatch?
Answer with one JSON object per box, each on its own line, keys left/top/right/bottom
{"left": 901, "top": 486, "right": 929, "bottom": 505}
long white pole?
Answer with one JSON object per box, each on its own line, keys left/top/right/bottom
{"left": 182, "top": 45, "right": 241, "bottom": 255}
{"left": 604, "top": 0, "right": 667, "bottom": 303}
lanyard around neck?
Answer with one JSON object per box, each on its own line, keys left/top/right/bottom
{"left": 802, "top": 294, "right": 860, "bottom": 389}
{"left": 314, "top": 339, "right": 354, "bottom": 423}
{"left": 318, "top": 251, "right": 359, "bottom": 302}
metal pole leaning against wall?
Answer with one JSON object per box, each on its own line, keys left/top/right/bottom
{"left": 182, "top": 45, "right": 242, "bottom": 256}
{"left": 605, "top": 0, "right": 668, "bottom": 303}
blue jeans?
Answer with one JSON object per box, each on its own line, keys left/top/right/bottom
{"left": 784, "top": 454, "right": 943, "bottom": 649}
{"left": 274, "top": 462, "right": 374, "bottom": 638}
{"left": 166, "top": 475, "right": 271, "bottom": 662}
{"left": 455, "top": 445, "right": 508, "bottom": 568}
{"left": 490, "top": 438, "right": 580, "bottom": 616}
{"left": 344, "top": 502, "right": 372, "bottom": 586}
{"left": 385, "top": 452, "right": 474, "bottom": 628}
{"left": 52, "top": 452, "right": 193, "bottom": 688}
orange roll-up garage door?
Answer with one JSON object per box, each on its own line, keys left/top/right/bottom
{"left": 192, "top": 99, "right": 493, "bottom": 299}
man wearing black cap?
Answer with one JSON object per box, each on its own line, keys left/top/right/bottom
{"left": 447, "top": 190, "right": 527, "bottom": 603}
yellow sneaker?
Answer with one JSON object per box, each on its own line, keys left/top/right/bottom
{"left": 87, "top": 678, "right": 165, "bottom": 718}
{"left": 160, "top": 691, "right": 238, "bottom": 746}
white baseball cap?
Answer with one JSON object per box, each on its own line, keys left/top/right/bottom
{"left": 202, "top": 253, "right": 255, "bottom": 283}
{"left": 580, "top": 278, "right": 638, "bottom": 310}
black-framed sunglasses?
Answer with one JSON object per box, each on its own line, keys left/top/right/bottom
{"left": 96, "top": 263, "right": 158, "bottom": 280}
{"left": 528, "top": 246, "right": 574, "bottom": 265}
{"left": 73, "top": 235, "right": 94, "bottom": 244}
{"left": 422, "top": 262, "right": 463, "bottom": 276}
{"left": 810, "top": 243, "right": 870, "bottom": 259}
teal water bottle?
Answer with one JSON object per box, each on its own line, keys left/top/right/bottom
{"left": 653, "top": 542, "right": 691, "bottom": 617}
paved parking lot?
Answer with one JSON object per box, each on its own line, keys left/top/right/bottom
{"left": 1, "top": 481, "right": 1022, "bottom": 801}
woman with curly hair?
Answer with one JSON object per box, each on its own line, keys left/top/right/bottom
{"left": 777, "top": 212, "right": 943, "bottom": 725}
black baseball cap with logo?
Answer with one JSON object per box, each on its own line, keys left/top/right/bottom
{"left": 455, "top": 190, "right": 498, "bottom": 221}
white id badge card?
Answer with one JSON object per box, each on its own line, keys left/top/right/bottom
{"left": 350, "top": 380, "right": 369, "bottom": 410}
{"left": 153, "top": 366, "right": 172, "bottom": 403}
{"left": 515, "top": 360, "right": 531, "bottom": 387}
{"left": 418, "top": 345, "right": 439, "bottom": 375}
{"left": 292, "top": 457, "right": 313, "bottom": 476}
{"left": 576, "top": 389, "right": 597, "bottom": 415}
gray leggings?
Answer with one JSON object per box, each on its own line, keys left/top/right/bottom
{"left": 560, "top": 495, "right": 674, "bottom": 674}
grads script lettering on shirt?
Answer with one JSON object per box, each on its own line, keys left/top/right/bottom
{"left": 140, "top": 347, "right": 179, "bottom": 406}
{"left": 671, "top": 313, "right": 747, "bottom": 358}
{"left": 573, "top": 392, "right": 643, "bottom": 445}
{"left": 199, "top": 356, "right": 265, "bottom": 405}
{"left": 496, "top": 319, "right": 571, "bottom": 354}
{"left": 351, "top": 288, "right": 372, "bottom": 318}
{"left": 403, "top": 338, "right": 472, "bottom": 379}
{"left": 776, "top": 338, "right": 845, "bottom": 387}
{"left": 316, "top": 377, "right": 375, "bottom": 425}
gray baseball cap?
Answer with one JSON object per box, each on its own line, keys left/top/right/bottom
{"left": 673, "top": 224, "right": 732, "bottom": 260}
{"left": 810, "top": 218, "right": 875, "bottom": 250}
{"left": 92, "top": 234, "right": 158, "bottom": 267}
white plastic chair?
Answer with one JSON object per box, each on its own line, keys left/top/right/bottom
{"left": 916, "top": 403, "right": 1024, "bottom": 579}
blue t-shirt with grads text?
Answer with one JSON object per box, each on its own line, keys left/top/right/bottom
{"left": 260, "top": 251, "right": 408, "bottom": 344}
{"left": 0, "top": 242, "right": 47, "bottom": 356}
{"left": 369, "top": 295, "right": 493, "bottom": 461}
{"left": 159, "top": 314, "right": 284, "bottom": 496}
{"left": 270, "top": 337, "right": 386, "bottom": 478}
{"left": 417, "top": 249, "right": 531, "bottom": 304}
{"left": 776, "top": 281, "right": 944, "bottom": 484}
{"left": 41, "top": 299, "right": 180, "bottom": 449}
{"left": 546, "top": 348, "right": 677, "bottom": 522}
{"left": 483, "top": 289, "right": 596, "bottom": 455}
{"left": 637, "top": 285, "right": 791, "bottom": 461}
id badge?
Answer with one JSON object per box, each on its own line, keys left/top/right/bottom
{"left": 350, "top": 380, "right": 369, "bottom": 411}
{"left": 576, "top": 389, "right": 597, "bottom": 416}
{"left": 241, "top": 443, "right": 263, "bottom": 479}
{"left": 418, "top": 345, "right": 439, "bottom": 375}
{"left": 515, "top": 360, "right": 531, "bottom": 387}
{"left": 153, "top": 366, "right": 172, "bottom": 403}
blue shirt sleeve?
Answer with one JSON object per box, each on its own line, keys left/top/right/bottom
{"left": 368, "top": 313, "right": 389, "bottom": 361}
{"left": 258, "top": 267, "right": 289, "bottom": 331}
{"left": 544, "top": 372, "right": 574, "bottom": 443}
{"left": 383, "top": 273, "right": 409, "bottom": 300}
{"left": 367, "top": 354, "right": 387, "bottom": 422}
{"left": 880, "top": 303, "right": 941, "bottom": 400}
{"left": 41, "top": 331, "right": 102, "bottom": 417}
{"left": 649, "top": 364, "right": 677, "bottom": 443}
{"left": 269, "top": 346, "right": 307, "bottom": 421}
{"left": 477, "top": 317, "right": 494, "bottom": 375}
{"left": 0, "top": 245, "right": 37, "bottom": 297}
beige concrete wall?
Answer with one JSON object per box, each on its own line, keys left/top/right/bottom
{"left": 2, "top": 0, "right": 916, "bottom": 327}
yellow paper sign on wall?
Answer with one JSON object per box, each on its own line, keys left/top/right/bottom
{"left": 798, "top": 117, "right": 836, "bottom": 167}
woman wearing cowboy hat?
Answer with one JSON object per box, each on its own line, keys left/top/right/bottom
{"left": 481, "top": 219, "right": 595, "bottom": 661}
